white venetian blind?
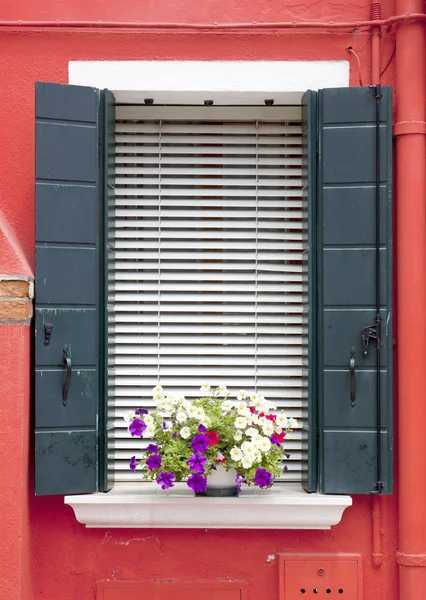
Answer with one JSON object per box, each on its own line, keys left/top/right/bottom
{"left": 109, "top": 105, "right": 306, "bottom": 482}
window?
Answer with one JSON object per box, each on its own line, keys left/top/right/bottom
{"left": 110, "top": 106, "right": 305, "bottom": 482}
{"left": 34, "top": 82, "right": 393, "bottom": 498}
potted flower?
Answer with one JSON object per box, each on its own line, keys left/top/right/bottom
{"left": 125, "top": 384, "right": 297, "bottom": 496}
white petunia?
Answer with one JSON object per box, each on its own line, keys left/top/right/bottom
{"left": 251, "top": 449, "right": 262, "bottom": 463}
{"left": 245, "top": 427, "right": 259, "bottom": 438}
{"left": 234, "top": 430, "right": 243, "bottom": 441}
{"left": 262, "top": 421, "right": 275, "bottom": 436}
{"left": 218, "top": 384, "right": 229, "bottom": 397}
{"left": 188, "top": 405, "right": 199, "bottom": 418}
{"left": 144, "top": 427, "right": 155, "bottom": 438}
{"left": 152, "top": 384, "right": 164, "bottom": 395}
{"left": 230, "top": 447, "right": 243, "bottom": 461}
{"left": 234, "top": 417, "right": 247, "bottom": 429}
{"left": 153, "top": 392, "right": 165, "bottom": 405}
{"left": 241, "top": 455, "right": 253, "bottom": 469}
{"left": 176, "top": 411, "right": 187, "bottom": 423}
{"left": 167, "top": 393, "right": 179, "bottom": 405}
{"left": 257, "top": 400, "right": 270, "bottom": 414}
{"left": 195, "top": 407, "right": 205, "bottom": 420}
{"left": 221, "top": 400, "right": 233, "bottom": 412}
{"left": 144, "top": 414, "right": 154, "bottom": 425}
{"left": 180, "top": 426, "right": 191, "bottom": 439}
{"left": 200, "top": 383, "right": 212, "bottom": 394}
{"left": 258, "top": 436, "right": 272, "bottom": 453}
{"left": 162, "top": 398, "right": 175, "bottom": 412}
{"left": 123, "top": 410, "right": 135, "bottom": 422}
{"left": 250, "top": 393, "right": 260, "bottom": 404}
{"left": 237, "top": 402, "right": 251, "bottom": 417}
{"left": 289, "top": 418, "right": 299, "bottom": 429}
{"left": 237, "top": 389, "right": 248, "bottom": 401}
{"left": 250, "top": 414, "right": 259, "bottom": 425}
{"left": 276, "top": 413, "right": 289, "bottom": 428}
{"left": 241, "top": 441, "right": 257, "bottom": 455}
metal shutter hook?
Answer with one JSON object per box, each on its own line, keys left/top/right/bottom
{"left": 62, "top": 348, "right": 72, "bottom": 406}
{"left": 350, "top": 348, "right": 356, "bottom": 407}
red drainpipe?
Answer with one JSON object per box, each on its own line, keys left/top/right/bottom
{"left": 371, "top": 2, "right": 382, "bottom": 84}
{"left": 370, "top": 3, "right": 384, "bottom": 570}
{"left": 395, "top": 0, "right": 426, "bottom": 599}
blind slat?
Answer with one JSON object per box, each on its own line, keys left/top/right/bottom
{"left": 115, "top": 155, "right": 301, "bottom": 166}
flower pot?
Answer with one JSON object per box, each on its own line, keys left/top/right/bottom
{"left": 197, "top": 465, "right": 239, "bottom": 497}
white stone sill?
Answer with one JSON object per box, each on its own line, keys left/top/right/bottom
{"left": 65, "top": 483, "right": 352, "bottom": 530}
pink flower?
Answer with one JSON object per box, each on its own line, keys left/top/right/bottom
{"left": 206, "top": 431, "right": 220, "bottom": 446}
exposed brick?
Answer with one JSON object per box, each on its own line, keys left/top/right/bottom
{"left": 0, "top": 280, "right": 31, "bottom": 299}
{"left": 0, "top": 300, "right": 33, "bottom": 321}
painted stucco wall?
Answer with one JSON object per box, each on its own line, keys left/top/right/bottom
{"left": 0, "top": 0, "right": 399, "bottom": 598}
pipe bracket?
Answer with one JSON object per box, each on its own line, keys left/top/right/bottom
{"left": 396, "top": 552, "right": 426, "bottom": 567}
{"left": 393, "top": 120, "right": 426, "bottom": 137}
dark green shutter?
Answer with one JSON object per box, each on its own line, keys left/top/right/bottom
{"left": 35, "top": 82, "right": 106, "bottom": 495}
{"left": 301, "top": 91, "right": 318, "bottom": 493}
{"left": 316, "top": 86, "right": 393, "bottom": 494}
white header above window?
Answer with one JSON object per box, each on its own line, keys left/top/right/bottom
{"left": 68, "top": 60, "right": 349, "bottom": 105}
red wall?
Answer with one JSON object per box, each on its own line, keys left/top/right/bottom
{"left": 0, "top": 0, "right": 399, "bottom": 598}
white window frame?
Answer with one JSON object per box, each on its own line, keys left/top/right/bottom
{"left": 65, "top": 60, "right": 352, "bottom": 529}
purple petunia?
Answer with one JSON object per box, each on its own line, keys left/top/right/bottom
{"left": 198, "top": 424, "right": 207, "bottom": 433}
{"left": 129, "top": 418, "right": 147, "bottom": 437}
{"left": 129, "top": 456, "right": 137, "bottom": 473}
{"left": 146, "top": 454, "right": 162, "bottom": 471}
{"left": 191, "top": 434, "right": 210, "bottom": 454}
{"left": 135, "top": 408, "right": 149, "bottom": 416}
{"left": 187, "top": 473, "right": 208, "bottom": 494}
{"left": 235, "top": 474, "right": 245, "bottom": 494}
{"left": 162, "top": 420, "right": 168, "bottom": 430}
{"left": 253, "top": 468, "right": 274, "bottom": 489}
{"left": 271, "top": 435, "right": 281, "bottom": 447}
{"left": 187, "top": 453, "right": 207, "bottom": 473}
{"left": 146, "top": 444, "right": 159, "bottom": 454}
{"left": 157, "top": 471, "right": 176, "bottom": 490}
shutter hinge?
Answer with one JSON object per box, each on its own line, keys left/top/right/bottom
{"left": 361, "top": 314, "right": 383, "bottom": 357}
{"left": 371, "top": 481, "right": 384, "bottom": 495}
{"left": 370, "top": 84, "right": 382, "bottom": 100}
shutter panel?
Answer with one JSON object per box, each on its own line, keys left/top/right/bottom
{"left": 301, "top": 91, "right": 318, "bottom": 492}
{"left": 317, "top": 86, "right": 393, "bottom": 494}
{"left": 35, "top": 82, "right": 102, "bottom": 495}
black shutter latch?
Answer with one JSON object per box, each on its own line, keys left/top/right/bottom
{"left": 361, "top": 314, "right": 383, "bottom": 357}
{"left": 44, "top": 323, "right": 53, "bottom": 346}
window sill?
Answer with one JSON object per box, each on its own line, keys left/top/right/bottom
{"left": 65, "top": 483, "right": 352, "bottom": 530}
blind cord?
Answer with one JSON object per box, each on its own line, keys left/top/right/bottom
{"left": 254, "top": 120, "right": 259, "bottom": 394}
{"left": 157, "top": 120, "right": 162, "bottom": 384}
